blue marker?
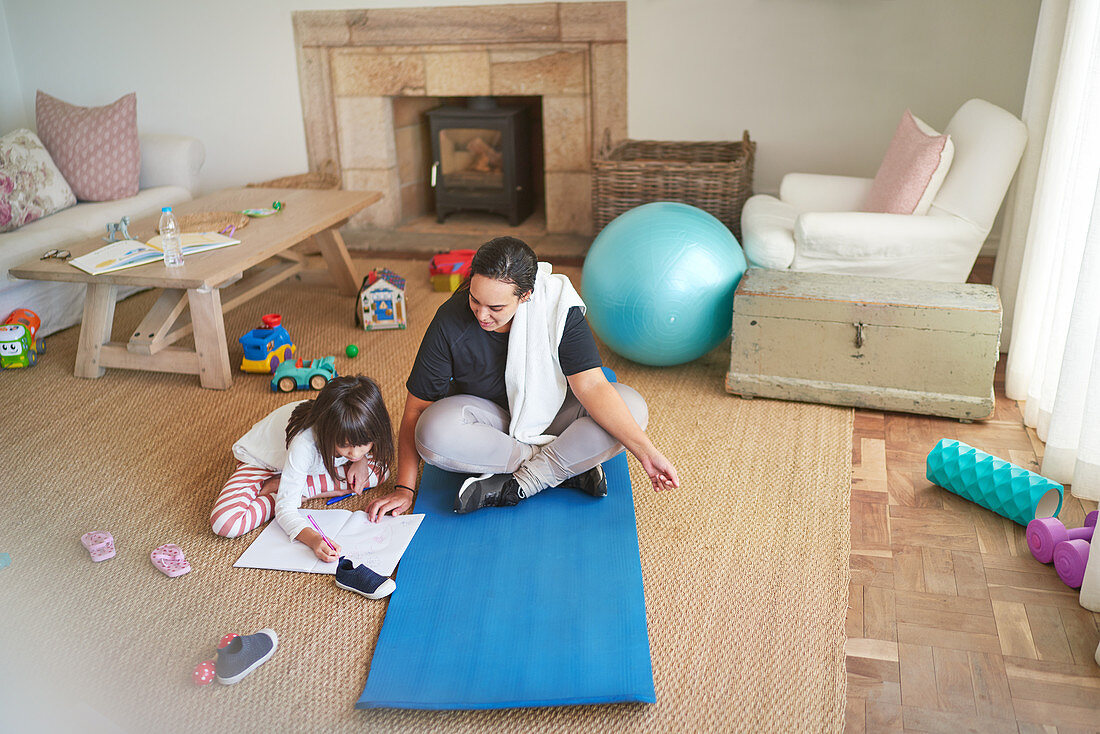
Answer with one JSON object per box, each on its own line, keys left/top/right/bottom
{"left": 326, "top": 493, "right": 353, "bottom": 505}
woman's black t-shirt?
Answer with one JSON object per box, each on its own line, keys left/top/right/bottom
{"left": 406, "top": 288, "right": 603, "bottom": 409}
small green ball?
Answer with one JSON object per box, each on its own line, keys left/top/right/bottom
{"left": 346, "top": 344, "right": 359, "bottom": 358}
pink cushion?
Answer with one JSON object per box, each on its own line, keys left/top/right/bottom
{"left": 864, "top": 110, "right": 953, "bottom": 216}
{"left": 35, "top": 91, "right": 140, "bottom": 202}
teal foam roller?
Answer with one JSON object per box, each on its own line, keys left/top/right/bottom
{"left": 925, "top": 439, "right": 1063, "bottom": 526}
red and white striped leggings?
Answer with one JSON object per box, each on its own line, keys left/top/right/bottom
{"left": 210, "top": 463, "right": 350, "bottom": 538}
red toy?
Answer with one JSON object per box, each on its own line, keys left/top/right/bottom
{"left": 5, "top": 308, "right": 39, "bottom": 332}
{"left": 192, "top": 660, "right": 216, "bottom": 686}
{"left": 429, "top": 249, "right": 475, "bottom": 292}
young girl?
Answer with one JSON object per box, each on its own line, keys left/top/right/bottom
{"left": 211, "top": 375, "right": 395, "bottom": 562}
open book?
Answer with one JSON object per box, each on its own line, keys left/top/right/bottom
{"left": 69, "top": 232, "right": 240, "bottom": 275}
{"left": 233, "top": 509, "right": 424, "bottom": 575}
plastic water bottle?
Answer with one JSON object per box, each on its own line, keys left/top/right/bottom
{"left": 159, "top": 206, "right": 183, "bottom": 268}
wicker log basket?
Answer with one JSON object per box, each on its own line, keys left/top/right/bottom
{"left": 592, "top": 130, "right": 755, "bottom": 239}
{"left": 246, "top": 159, "right": 340, "bottom": 190}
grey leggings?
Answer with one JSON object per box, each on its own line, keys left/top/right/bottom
{"left": 414, "top": 383, "right": 648, "bottom": 494}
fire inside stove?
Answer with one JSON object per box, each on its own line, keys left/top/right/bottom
{"left": 439, "top": 128, "right": 504, "bottom": 190}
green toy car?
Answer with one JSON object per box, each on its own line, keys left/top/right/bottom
{"left": 270, "top": 356, "right": 337, "bottom": 392}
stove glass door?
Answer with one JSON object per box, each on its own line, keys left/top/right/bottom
{"left": 438, "top": 128, "right": 504, "bottom": 192}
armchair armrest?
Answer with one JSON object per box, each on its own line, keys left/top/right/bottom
{"left": 792, "top": 211, "right": 985, "bottom": 282}
{"left": 139, "top": 134, "right": 205, "bottom": 197}
{"left": 780, "top": 173, "right": 874, "bottom": 213}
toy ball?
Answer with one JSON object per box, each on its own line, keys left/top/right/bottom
{"left": 582, "top": 202, "right": 747, "bottom": 366}
{"left": 192, "top": 660, "right": 216, "bottom": 686}
{"left": 218, "top": 633, "right": 239, "bottom": 649}
{"left": 346, "top": 344, "right": 359, "bottom": 358}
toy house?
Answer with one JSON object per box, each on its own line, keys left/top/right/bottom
{"left": 357, "top": 268, "right": 407, "bottom": 331}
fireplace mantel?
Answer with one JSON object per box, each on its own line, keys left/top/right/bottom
{"left": 293, "top": 2, "right": 626, "bottom": 235}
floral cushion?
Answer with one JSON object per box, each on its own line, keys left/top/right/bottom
{"left": 35, "top": 90, "right": 140, "bottom": 202}
{"left": 0, "top": 128, "right": 77, "bottom": 233}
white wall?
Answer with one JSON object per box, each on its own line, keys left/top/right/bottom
{"left": 3, "top": 0, "right": 1038, "bottom": 196}
{"left": 632, "top": 0, "right": 1038, "bottom": 189}
{"left": 0, "top": 0, "right": 28, "bottom": 132}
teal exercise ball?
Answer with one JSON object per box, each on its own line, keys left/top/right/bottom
{"left": 582, "top": 202, "right": 747, "bottom": 367}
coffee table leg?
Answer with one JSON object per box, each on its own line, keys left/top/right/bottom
{"left": 187, "top": 286, "right": 233, "bottom": 390}
{"left": 75, "top": 282, "right": 118, "bottom": 378}
{"left": 314, "top": 226, "right": 360, "bottom": 296}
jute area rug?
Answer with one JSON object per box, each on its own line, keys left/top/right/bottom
{"left": 0, "top": 256, "right": 852, "bottom": 733}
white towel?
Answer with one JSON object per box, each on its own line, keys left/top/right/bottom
{"left": 505, "top": 261, "right": 586, "bottom": 445}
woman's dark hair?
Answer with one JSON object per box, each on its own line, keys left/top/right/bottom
{"left": 285, "top": 375, "right": 394, "bottom": 485}
{"left": 462, "top": 236, "right": 538, "bottom": 297}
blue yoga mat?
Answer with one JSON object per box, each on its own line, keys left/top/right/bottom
{"left": 356, "top": 452, "right": 655, "bottom": 710}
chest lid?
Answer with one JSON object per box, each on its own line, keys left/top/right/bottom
{"left": 733, "top": 269, "right": 1001, "bottom": 335}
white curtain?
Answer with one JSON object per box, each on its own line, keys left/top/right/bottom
{"left": 994, "top": 0, "right": 1100, "bottom": 502}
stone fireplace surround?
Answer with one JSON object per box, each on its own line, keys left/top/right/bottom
{"left": 292, "top": 2, "right": 626, "bottom": 236}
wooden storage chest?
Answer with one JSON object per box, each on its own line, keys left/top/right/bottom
{"left": 724, "top": 269, "right": 1002, "bottom": 420}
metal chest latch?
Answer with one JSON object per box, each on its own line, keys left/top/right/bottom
{"left": 854, "top": 322, "right": 866, "bottom": 349}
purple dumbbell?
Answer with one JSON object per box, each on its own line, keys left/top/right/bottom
{"left": 1026, "top": 510, "right": 1098, "bottom": 563}
{"left": 1054, "top": 540, "right": 1091, "bottom": 588}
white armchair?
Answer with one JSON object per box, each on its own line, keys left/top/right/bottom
{"left": 740, "top": 99, "right": 1028, "bottom": 282}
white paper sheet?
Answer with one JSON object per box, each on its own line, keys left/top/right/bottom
{"left": 336, "top": 512, "right": 424, "bottom": 576}
{"left": 233, "top": 509, "right": 424, "bottom": 576}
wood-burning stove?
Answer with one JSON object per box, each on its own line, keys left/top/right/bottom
{"left": 427, "top": 99, "right": 534, "bottom": 226}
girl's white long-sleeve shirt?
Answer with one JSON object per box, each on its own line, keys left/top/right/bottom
{"left": 232, "top": 400, "right": 350, "bottom": 543}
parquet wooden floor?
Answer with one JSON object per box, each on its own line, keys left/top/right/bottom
{"left": 844, "top": 359, "right": 1100, "bottom": 733}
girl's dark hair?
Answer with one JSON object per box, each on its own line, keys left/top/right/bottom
{"left": 285, "top": 375, "right": 394, "bottom": 485}
{"left": 461, "top": 236, "right": 538, "bottom": 297}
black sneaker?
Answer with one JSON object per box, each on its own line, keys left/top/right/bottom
{"left": 334, "top": 557, "right": 396, "bottom": 599}
{"left": 555, "top": 464, "right": 607, "bottom": 498}
{"left": 454, "top": 472, "right": 525, "bottom": 514}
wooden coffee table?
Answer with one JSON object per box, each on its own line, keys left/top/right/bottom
{"left": 10, "top": 187, "right": 380, "bottom": 389}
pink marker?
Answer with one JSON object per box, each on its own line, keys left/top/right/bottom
{"left": 306, "top": 514, "right": 337, "bottom": 553}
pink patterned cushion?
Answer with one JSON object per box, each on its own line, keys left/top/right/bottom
{"left": 864, "top": 110, "right": 953, "bottom": 216}
{"left": 35, "top": 91, "right": 140, "bottom": 202}
{"left": 0, "top": 129, "right": 77, "bottom": 232}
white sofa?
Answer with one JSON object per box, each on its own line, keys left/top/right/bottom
{"left": 0, "top": 134, "right": 205, "bottom": 336}
{"left": 740, "top": 99, "right": 1027, "bottom": 283}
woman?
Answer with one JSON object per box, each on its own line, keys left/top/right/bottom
{"left": 366, "top": 236, "right": 679, "bottom": 518}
